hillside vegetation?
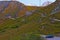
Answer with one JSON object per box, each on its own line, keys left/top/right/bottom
{"left": 0, "top": 0, "right": 60, "bottom": 40}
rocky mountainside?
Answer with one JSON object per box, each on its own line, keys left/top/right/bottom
{"left": 0, "top": 1, "right": 38, "bottom": 19}
{"left": 0, "top": 1, "right": 25, "bottom": 18}
{"left": 0, "top": 0, "right": 60, "bottom": 40}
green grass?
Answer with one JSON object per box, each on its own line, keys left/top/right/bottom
{"left": 0, "top": 1, "right": 60, "bottom": 40}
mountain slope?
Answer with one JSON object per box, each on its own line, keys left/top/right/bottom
{"left": 0, "top": 0, "right": 60, "bottom": 40}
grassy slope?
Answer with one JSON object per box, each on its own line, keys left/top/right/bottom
{"left": 0, "top": 0, "right": 60, "bottom": 40}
